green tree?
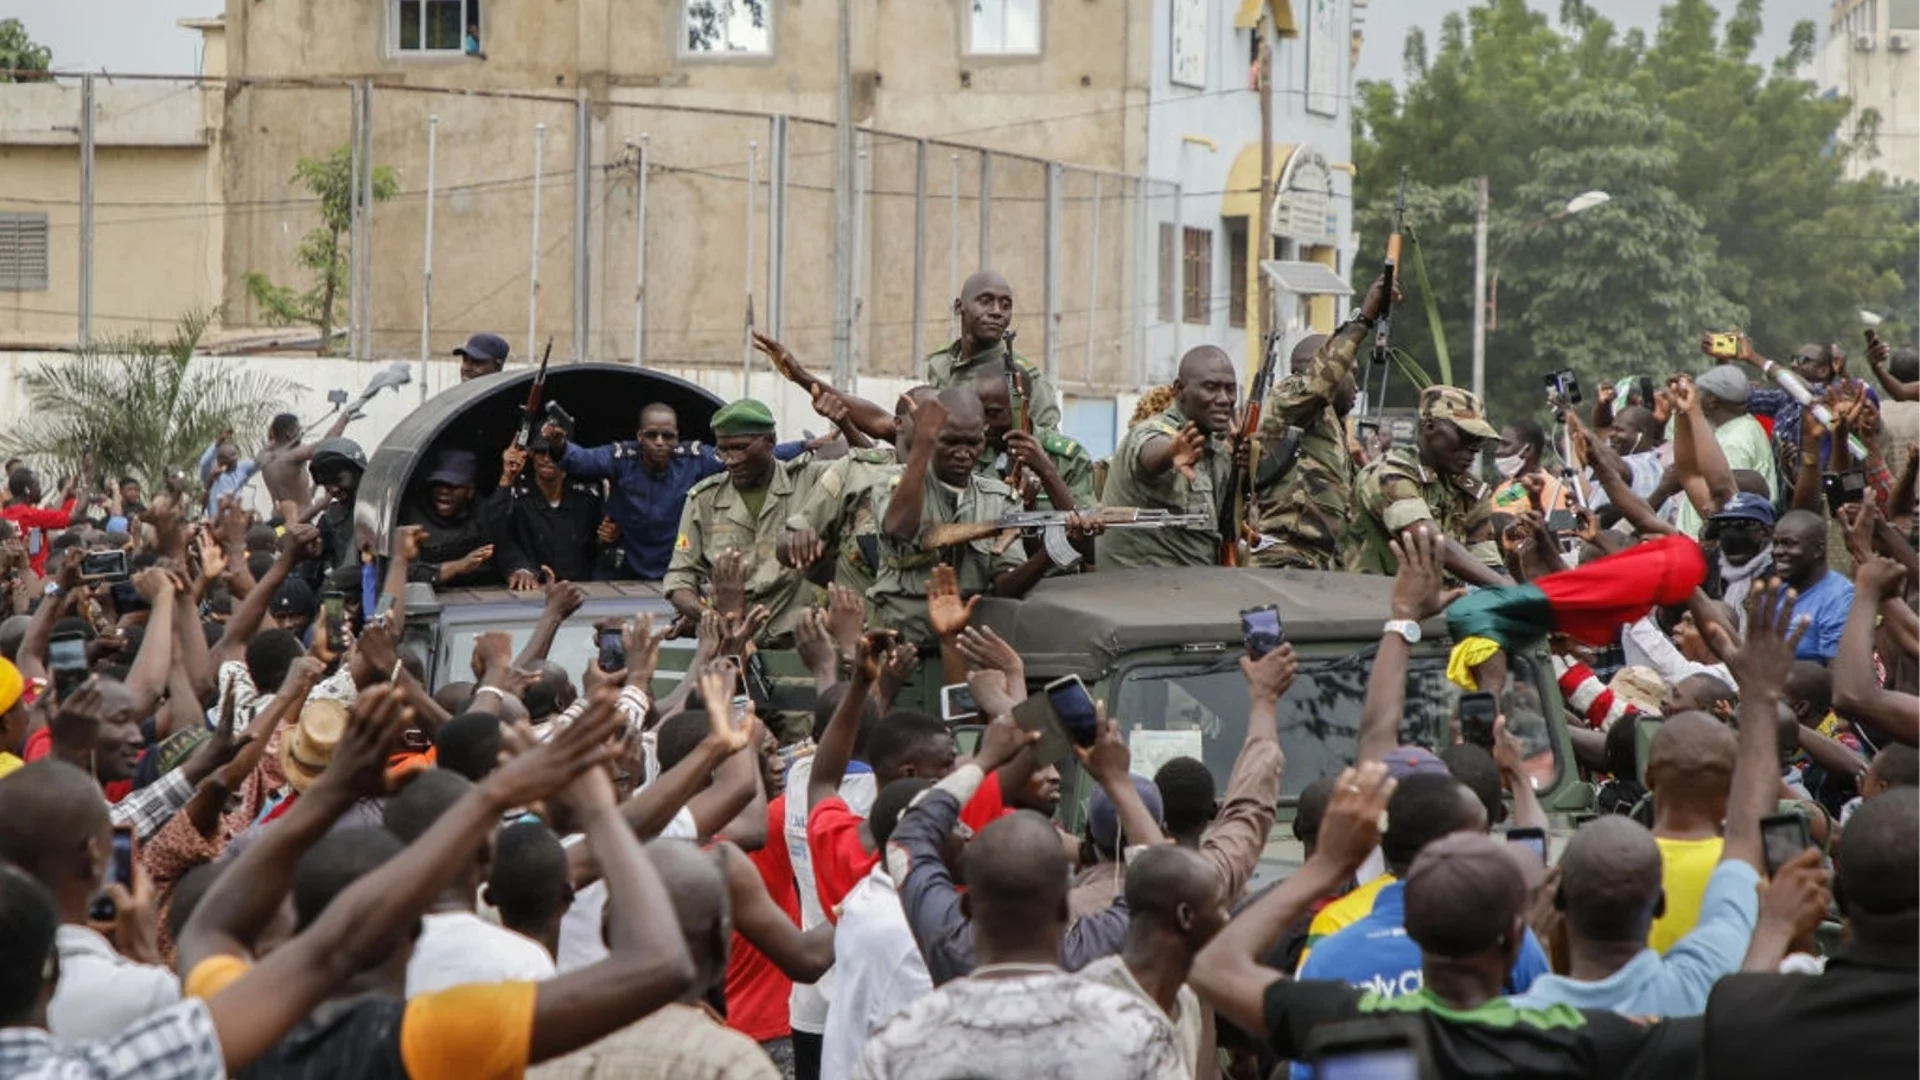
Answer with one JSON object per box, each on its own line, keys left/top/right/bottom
{"left": 0, "top": 311, "right": 300, "bottom": 491}
{"left": 685, "top": 0, "right": 767, "bottom": 51}
{"left": 0, "top": 18, "right": 51, "bottom": 81}
{"left": 243, "top": 145, "right": 397, "bottom": 355}
{"left": 1353, "top": 0, "right": 1914, "bottom": 428}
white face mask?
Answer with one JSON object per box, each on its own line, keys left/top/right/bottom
{"left": 1494, "top": 453, "right": 1527, "bottom": 479}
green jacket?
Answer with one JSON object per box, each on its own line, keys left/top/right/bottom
{"left": 1251, "top": 319, "right": 1366, "bottom": 571}
{"left": 925, "top": 338, "right": 1061, "bottom": 433}
{"left": 1096, "top": 403, "right": 1229, "bottom": 569}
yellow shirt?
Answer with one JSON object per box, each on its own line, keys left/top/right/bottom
{"left": 187, "top": 954, "right": 537, "bottom": 1080}
{"left": 1295, "top": 872, "right": 1395, "bottom": 972}
{"left": 0, "top": 752, "right": 23, "bottom": 780}
{"left": 1650, "top": 836, "right": 1723, "bottom": 954}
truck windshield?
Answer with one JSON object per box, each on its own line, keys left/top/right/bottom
{"left": 1113, "top": 647, "right": 1560, "bottom": 799}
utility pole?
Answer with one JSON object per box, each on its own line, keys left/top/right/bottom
{"left": 831, "top": 0, "right": 854, "bottom": 387}
{"left": 77, "top": 74, "right": 95, "bottom": 348}
{"left": 1252, "top": 12, "right": 1273, "bottom": 379}
{"left": 1471, "top": 174, "right": 1489, "bottom": 402}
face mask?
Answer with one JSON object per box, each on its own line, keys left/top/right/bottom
{"left": 1494, "top": 453, "right": 1527, "bottom": 479}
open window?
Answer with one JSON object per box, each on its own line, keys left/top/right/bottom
{"left": 393, "top": 0, "right": 480, "bottom": 56}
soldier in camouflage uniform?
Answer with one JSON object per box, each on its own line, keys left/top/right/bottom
{"left": 1097, "top": 346, "right": 1241, "bottom": 569}
{"left": 924, "top": 270, "right": 1061, "bottom": 434}
{"left": 869, "top": 387, "right": 1062, "bottom": 645}
{"left": 663, "top": 399, "right": 831, "bottom": 645}
{"left": 777, "top": 389, "right": 933, "bottom": 595}
{"left": 973, "top": 372, "right": 1096, "bottom": 511}
{"left": 1341, "top": 385, "right": 1509, "bottom": 587}
{"left": 1248, "top": 275, "right": 1391, "bottom": 570}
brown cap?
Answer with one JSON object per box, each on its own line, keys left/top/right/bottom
{"left": 1403, "top": 832, "right": 1528, "bottom": 958}
{"left": 1418, "top": 385, "right": 1500, "bottom": 441}
{"left": 279, "top": 699, "right": 349, "bottom": 793}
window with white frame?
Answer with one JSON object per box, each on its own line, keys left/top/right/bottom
{"left": 683, "top": 0, "right": 771, "bottom": 55}
{"left": 0, "top": 213, "right": 49, "bottom": 292}
{"left": 394, "top": 0, "right": 478, "bottom": 54}
{"left": 967, "top": 0, "right": 1040, "bottom": 56}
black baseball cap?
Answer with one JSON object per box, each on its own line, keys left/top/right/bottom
{"left": 453, "top": 333, "right": 510, "bottom": 364}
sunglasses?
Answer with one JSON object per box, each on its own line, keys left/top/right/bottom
{"left": 639, "top": 430, "right": 677, "bottom": 442}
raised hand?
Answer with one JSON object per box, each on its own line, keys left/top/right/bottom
{"left": 1240, "top": 642, "right": 1298, "bottom": 709}
{"left": 1756, "top": 846, "right": 1830, "bottom": 945}
{"left": 793, "top": 608, "right": 838, "bottom": 682}
{"left": 501, "top": 445, "right": 529, "bottom": 487}
{"left": 319, "top": 684, "right": 414, "bottom": 799}
{"left": 1169, "top": 423, "right": 1207, "bottom": 482}
{"left": 448, "top": 544, "right": 495, "bottom": 578}
{"left": 1668, "top": 374, "right": 1699, "bottom": 414}
{"left": 954, "top": 625, "right": 1024, "bottom": 686}
{"left": 710, "top": 548, "right": 749, "bottom": 617}
{"left": 780, "top": 527, "right": 826, "bottom": 569}
{"left": 470, "top": 630, "right": 515, "bottom": 681}
{"left": 926, "top": 563, "right": 978, "bottom": 639}
{"left": 1708, "top": 578, "right": 1808, "bottom": 700}
{"left": 971, "top": 712, "right": 1039, "bottom": 775}
{"left": 623, "top": 612, "right": 663, "bottom": 689}
{"left": 1387, "top": 526, "right": 1466, "bottom": 622}
{"left": 876, "top": 641, "right": 919, "bottom": 710}
{"left": 853, "top": 628, "right": 898, "bottom": 685}
{"left": 542, "top": 578, "right": 586, "bottom": 621}
{"left": 482, "top": 686, "right": 624, "bottom": 808}
{"left": 1072, "top": 702, "right": 1131, "bottom": 786}
{"left": 825, "top": 582, "right": 866, "bottom": 659}
{"left": 1854, "top": 554, "right": 1908, "bottom": 599}
{"left": 720, "top": 605, "right": 770, "bottom": 657}
{"left": 507, "top": 570, "right": 542, "bottom": 592}
{"left": 1306, "top": 761, "right": 1396, "bottom": 877}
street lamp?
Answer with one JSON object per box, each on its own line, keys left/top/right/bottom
{"left": 1469, "top": 184, "right": 1611, "bottom": 400}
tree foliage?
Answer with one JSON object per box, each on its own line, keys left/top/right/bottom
{"left": 1353, "top": 0, "right": 1916, "bottom": 428}
{"left": 0, "top": 18, "right": 51, "bottom": 81}
{"left": 244, "top": 145, "right": 398, "bottom": 354}
{"left": 0, "top": 311, "right": 300, "bottom": 491}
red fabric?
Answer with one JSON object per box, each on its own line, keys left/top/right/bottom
{"left": 958, "top": 770, "right": 1009, "bottom": 832}
{"left": 1534, "top": 535, "right": 1708, "bottom": 645}
{"left": 2, "top": 499, "right": 76, "bottom": 575}
{"left": 807, "top": 795, "right": 878, "bottom": 919}
{"left": 725, "top": 795, "right": 797, "bottom": 1042}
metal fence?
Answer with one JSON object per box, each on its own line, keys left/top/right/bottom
{"left": 6, "top": 77, "right": 1195, "bottom": 392}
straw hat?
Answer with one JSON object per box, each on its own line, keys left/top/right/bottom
{"left": 1608, "top": 666, "right": 1667, "bottom": 717}
{"left": 280, "top": 699, "right": 349, "bottom": 793}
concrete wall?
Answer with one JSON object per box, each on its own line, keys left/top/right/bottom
{"left": 1807, "top": 0, "right": 1920, "bottom": 184}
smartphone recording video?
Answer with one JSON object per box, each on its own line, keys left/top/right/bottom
{"left": 1043, "top": 675, "right": 1099, "bottom": 748}
{"left": 1240, "top": 604, "right": 1284, "bottom": 660}
{"left": 1458, "top": 692, "right": 1497, "bottom": 750}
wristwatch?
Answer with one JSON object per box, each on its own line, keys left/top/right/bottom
{"left": 1346, "top": 307, "right": 1378, "bottom": 330}
{"left": 1382, "top": 618, "right": 1422, "bottom": 644}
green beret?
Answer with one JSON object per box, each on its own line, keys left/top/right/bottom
{"left": 710, "top": 398, "right": 776, "bottom": 437}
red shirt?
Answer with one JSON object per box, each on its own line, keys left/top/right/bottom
{"left": 808, "top": 771, "right": 1009, "bottom": 919}
{"left": 3, "top": 498, "right": 77, "bottom": 575}
{"left": 724, "top": 795, "right": 799, "bottom": 1043}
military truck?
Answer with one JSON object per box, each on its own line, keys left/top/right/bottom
{"left": 362, "top": 365, "right": 1584, "bottom": 882}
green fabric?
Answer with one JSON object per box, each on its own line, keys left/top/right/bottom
{"left": 1360, "top": 986, "right": 1588, "bottom": 1032}
{"left": 738, "top": 485, "right": 768, "bottom": 520}
{"left": 1442, "top": 583, "right": 1554, "bottom": 652}
{"left": 711, "top": 397, "right": 777, "bottom": 436}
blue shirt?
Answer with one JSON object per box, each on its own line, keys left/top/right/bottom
{"left": 557, "top": 439, "right": 809, "bottom": 579}
{"left": 197, "top": 442, "right": 258, "bottom": 519}
{"left": 1298, "top": 880, "right": 1551, "bottom": 1000}
{"left": 1510, "top": 860, "right": 1759, "bottom": 1018}
{"left": 1787, "top": 569, "right": 1855, "bottom": 662}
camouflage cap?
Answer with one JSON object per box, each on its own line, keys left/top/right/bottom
{"left": 1418, "top": 385, "right": 1500, "bottom": 442}
{"left": 710, "top": 398, "right": 777, "bottom": 437}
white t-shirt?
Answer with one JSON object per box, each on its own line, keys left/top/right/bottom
{"left": 819, "top": 866, "right": 933, "bottom": 1080}
{"left": 1078, "top": 956, "right": 1204, "bottom": 1079}
{"left": 405, "top": 910, "right": 556, "bottom": 996}
{"left": 783, "top": 755, "right": 877, "bottom": 1033}
{"left": 555, "top": 805, "right": 697, "bottom": 973}
{"left": 853, "top": 968, "right": 1186, "bottom": 1080}
{"left": 47, "top": 925, "right": 181, "bottom": 1041}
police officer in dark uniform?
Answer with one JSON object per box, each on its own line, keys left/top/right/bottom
{"left": 494, "top": 434, "right": 604, "bottom": 589}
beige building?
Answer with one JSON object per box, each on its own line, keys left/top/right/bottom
{"left": 6, "top": 1, "right": 1358, "bottom": 432}
{"left": 1805, "top": 0, "right": 1920, "bottom": 183}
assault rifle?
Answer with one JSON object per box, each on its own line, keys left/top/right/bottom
{"left": 514, "top": 337, "right": 554, "bottom": 449}
{"left": 1362, "top": 168, "right": 1408, "bottom": 416}
{"left": 924, "top": 508, "right": 1211, "bottom": 570}
{"left": 1221, "top": 327, "right": 1282, "bottom": 566}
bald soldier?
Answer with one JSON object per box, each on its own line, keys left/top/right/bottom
{"left": 664, "top": 398, "right": 831, "bottom": 645}
{"left": 1097, "top": 345, "right": 1240, "bottom": 569}
{"left": 1249, "top": 274, "right": 1390, "bottom": 570}
{"left": 923, "top": 271, "right": 1061, "bottom": 435}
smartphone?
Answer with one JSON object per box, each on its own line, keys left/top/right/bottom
{"left": 1761, "top": 811, "right": 1813, "bottom": 878}
{"left": 48, "top": 630, "right": 89, "bottom": 698}
{"left": 1305, "top": 1019, "right": 1428, "bottom": 1080}
{"left": 1707, "top": 332, "right": 1740, "bottom": 360}
{"left": 319, "top": 590, "right": 346, "bottom": 643}
{"left": 87, "top": 824, "right": 136, "bottom": 922}
{"left": 1821, "top": 471, "right": 1866, "bottom": 515}
{"left": 1459, "top": 692, "right": 1497, "bottom": 750}
{"left": 1545, "top": 509, "right": 1577, "bottom": 534}
{"left": 80, "top": 548, "right": 129, "bottom": 582}
{"left": 1239, "top": 604, "right": 1284, "bottom": 660}
{"left": 1507, "top": 826, "right": 1549, "bottom": 865}
{"left": 327, "top": 388, "right": 350, "bottom": 405}
{"left": 596, "top": 626, "right": 626, "bottom": 673}
{"left": 729, "top": 694, "right": 752, "bottom": 728}
{"left": 1044, "top": 675, "right": 1100, "bottom": 748}
{"left": 940, "top": 682, "right": 980, "bottom": 724}
{"left": 1011, "top": 694, "right": 1074, "bottom": 766}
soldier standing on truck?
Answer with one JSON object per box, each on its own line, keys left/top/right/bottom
{"left": 869, "top": 387, "right": 1074, "bottom": 645}
{"left": 972, "top": 373, "right": 1094, "bottom": 512}
{"left": 777, "top": 388, "right": 932, "bottom": 597}
{"left": 1097, "top": 346, "right": 1242, "bottom": 569}
{"left": 1249, "top": 275, "right": 1392, "bottom": 571}
{"left": 924, "top": 271, "right": 1061, "bottom": 435}
{"left": 1342, "top": 385, "right": 1508, "bottom": 586}
{"left": 664, "top": 399, "right": 830, "bottom": 645}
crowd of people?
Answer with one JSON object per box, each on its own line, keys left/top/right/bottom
{"left": 0, "top": 269, "right": 1914, "bottom": 1080}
